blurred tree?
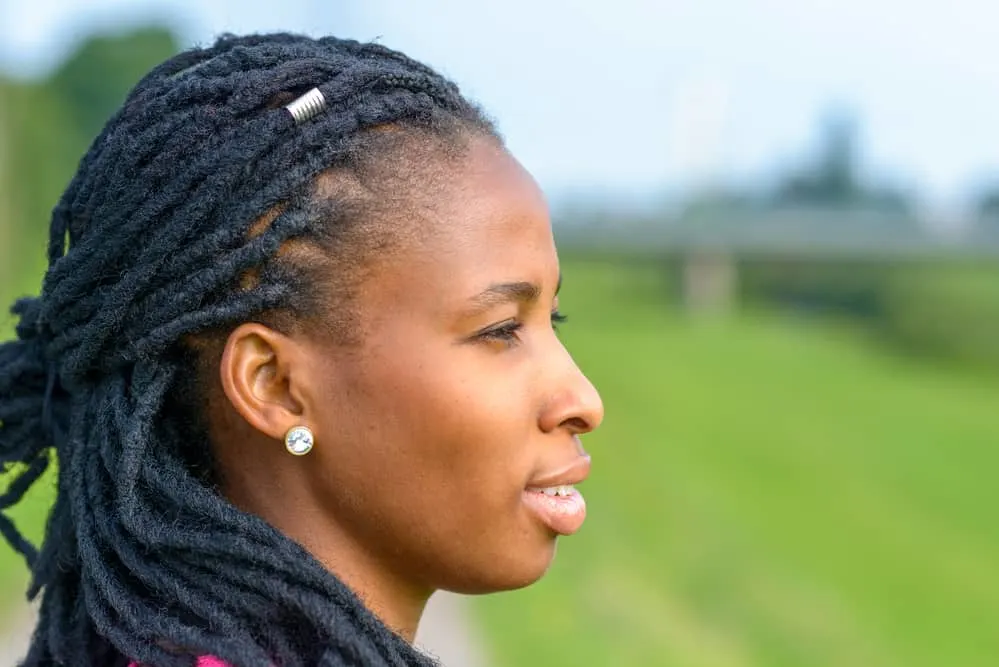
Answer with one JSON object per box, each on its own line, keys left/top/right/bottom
{"left": 0, "top": 78, "right": 13, "bottom": 296}
{"left": 976, "top": 188, "right": 999, "bottom": 219}
{"left": 972, "top": 187, "right": 999, "bottom": 238}
{"left": 1, "top": 26, "right": 179, "bottom": 291}
{"left": 774, "top": 108, "right": 912, "bottom": 213}
{"left": 49, "top": 26, "right": 179, "bottom": 141}
{"left": 779, "top": 110, "right": 858, "bottom": 203}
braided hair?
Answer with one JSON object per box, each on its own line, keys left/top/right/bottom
{"left": 0, "top": 32, "right": 498, "bottom": 667}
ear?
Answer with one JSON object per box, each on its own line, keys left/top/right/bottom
{"left": 219, "top": 323, "right": 309, "bottom": 441}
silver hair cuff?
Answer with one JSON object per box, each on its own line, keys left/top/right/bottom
{"left": 285, "top": 88, "right": 327, "bottom": 125}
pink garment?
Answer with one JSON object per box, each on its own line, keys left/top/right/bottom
{"left": 129, "top": 658, "right": 231, "bottom": 667}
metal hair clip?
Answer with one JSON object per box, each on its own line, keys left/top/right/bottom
{"left": 285, "top": 88, "right": 327, "bottom": 125}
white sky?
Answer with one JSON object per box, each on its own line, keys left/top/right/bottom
{"left": 3, "top": 0, "right": 999, "bottom": 211}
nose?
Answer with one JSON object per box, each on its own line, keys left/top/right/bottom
{"left": 539, "top": 354, "right": 604, "bottom": 435}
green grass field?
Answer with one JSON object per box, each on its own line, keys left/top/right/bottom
{"left": 0, "top": 470, "right": 50, "bottom": 617}
{"left": 3, "top": 257, "right": 999, "bottom": 665}
{"left": 473, "top": 258, "right": 999, "bottom": 667}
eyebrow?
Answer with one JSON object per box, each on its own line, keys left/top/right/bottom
{"left": 466, "top": 274, "right": 562, "bottom": 310}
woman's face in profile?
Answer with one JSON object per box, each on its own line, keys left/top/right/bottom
{"left": 292, "top": 136, "right": 604, "bottom": 596}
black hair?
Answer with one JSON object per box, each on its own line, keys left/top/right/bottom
{"left": 0, "top": 32, "right": 498, "bottom": 667}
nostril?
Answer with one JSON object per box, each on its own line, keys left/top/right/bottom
{"left": 562, "top": 416, "right": 591, "bottom": 434}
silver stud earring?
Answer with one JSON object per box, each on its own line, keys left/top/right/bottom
{"left": 284, "top": 426, "right": 314, "bottom": 456}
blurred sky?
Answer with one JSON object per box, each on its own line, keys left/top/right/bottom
{"left": 3, "top": 0, "right": 999, "bottom": 213}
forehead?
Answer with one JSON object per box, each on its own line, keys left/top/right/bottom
{"left": 358, "top": 138, "right": 558, "bottom": 314}
{"left": 431, "top": 138, "right": 552, "bottom": 250}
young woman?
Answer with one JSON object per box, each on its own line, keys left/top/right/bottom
{"left": 0, "top": 32, "right": 603, "bottom": 666}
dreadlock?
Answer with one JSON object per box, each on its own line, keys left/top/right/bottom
{"left": 0, "top": 32, "right": 498, "bottom": 667}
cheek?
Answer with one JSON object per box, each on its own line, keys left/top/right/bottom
{"left": 315, "top": 341, "right": 535, "bottom": 514}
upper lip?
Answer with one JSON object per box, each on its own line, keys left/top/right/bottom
{"left": 526, "top": 455, "right": 592, "bottom": 489}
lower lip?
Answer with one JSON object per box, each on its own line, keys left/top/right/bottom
{"left": 521, "top": 488, "right": 587, "bottom": 536}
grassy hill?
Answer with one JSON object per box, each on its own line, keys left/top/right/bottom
{"left": 474, "top": 257, "right": 999, "bottom": 667}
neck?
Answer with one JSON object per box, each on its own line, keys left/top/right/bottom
{"left": 310, "top": 526, "right": 433, "bottom": 641}
{"left": 220, "top": 468, "right": 433, "bottom": 642}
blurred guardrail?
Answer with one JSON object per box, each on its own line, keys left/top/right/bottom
{"left": 554, "top": 207, "right": 999, "bottom": 260}
{"left": 553, "top": 206, "right": 999, "bottom": 316}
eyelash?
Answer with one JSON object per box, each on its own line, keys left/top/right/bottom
{"left": 480, "top": 310, "right": 567, "bottom": 345}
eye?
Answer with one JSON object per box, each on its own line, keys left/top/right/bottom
{"left": 478, "top": 319, "right": 524, "bottom": 347}
{"left": 551, "top": 309, "right": 567, "bottom": 331}
{"left": 476, "top": 310, "right": 568, "bottom": 349}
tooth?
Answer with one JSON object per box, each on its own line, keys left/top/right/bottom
{"left": 543, "top": 488, "right": 557, "bottom": 496}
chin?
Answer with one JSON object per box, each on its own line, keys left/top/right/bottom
{"left": 442, "top": 534, "right": 560, "bottom": 595}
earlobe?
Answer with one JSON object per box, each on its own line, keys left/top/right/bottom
{"left": 219, "top": 323, "right": 306, "bottom": 441}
